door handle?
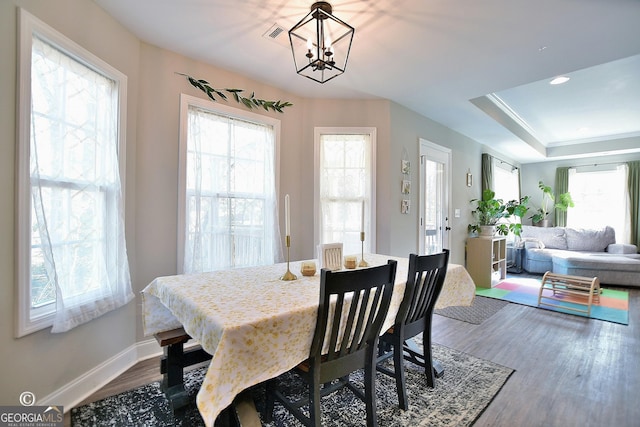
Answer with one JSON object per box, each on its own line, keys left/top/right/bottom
{"left": 445, "top": 226, "right": 451, "bottom": 231}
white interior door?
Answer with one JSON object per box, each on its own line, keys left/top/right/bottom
{"left": 419, "top": 139, "right": 452, "bottom": 254}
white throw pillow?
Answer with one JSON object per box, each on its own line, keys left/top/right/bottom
{"left": 522, "top": 238, "right": 545, "bottom": 249}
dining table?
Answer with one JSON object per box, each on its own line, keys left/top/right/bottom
{"left": 142, "top": 253, "right": 476, "bottom": 427}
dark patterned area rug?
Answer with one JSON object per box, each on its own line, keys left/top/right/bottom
{"left": 71, "top": 343, "right": 513, "bottom": 426}
{"left": 434, "top": 296, "right": 510, "bottom": 325}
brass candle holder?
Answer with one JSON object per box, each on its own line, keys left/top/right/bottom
{"left": 358, "top": 231, "right": 369, "bottom": 267}
{"left": 281, "top": 235, "right": 298, "bottom": 281}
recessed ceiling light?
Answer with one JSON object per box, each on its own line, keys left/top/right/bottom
{"left": 550, "top": 76, "right": 570, "bottom": 85}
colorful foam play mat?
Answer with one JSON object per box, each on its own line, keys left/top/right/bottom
{"left": 476, "top": 277, "right": 629, "bottom": 325}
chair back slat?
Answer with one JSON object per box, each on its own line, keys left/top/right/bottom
{"left": 360, "top": 287, "right": 384, "bottom": 351}
{"left": 327, "top": 294, "right": 345, "bottom": 360}
{"left": 312, "top": 260, "right": 397, "bottom": 362}
{"left": 337, "top": 289, "right": 362, "bottom": 358}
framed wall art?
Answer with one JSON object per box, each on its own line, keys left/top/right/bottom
{"left": 401, "top": 199, "right": 410, "bottom": 214}
{"left": 401, "top": 160, "right": 410, "bottom": 175}
{"left": 402, "top": 179, "right": 411, "bottom": 194}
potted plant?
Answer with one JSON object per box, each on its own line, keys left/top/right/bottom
{"left": 468, "top": 189, "right": 529, "bottom": 237}
{"left": 529, "top": 181, "right": 574, "bottom": 226}
{"left": 500, "top": 196, "right": 530, "bottom": 237}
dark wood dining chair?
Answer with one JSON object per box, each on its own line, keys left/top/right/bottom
{"left": 265, "top": 260, "right": 398, "bottom": 427}
{"left": 376, "top": 250, "right": 449, "bottom": 410}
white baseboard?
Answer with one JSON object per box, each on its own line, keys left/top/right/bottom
{"left": 137, "top": 337, "right": 165, "bottom": 361}
{"left": 39, "top": 338, "right": 164, "bottom": 411}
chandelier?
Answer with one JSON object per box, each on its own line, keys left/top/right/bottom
{"left": 289, "top": 2, "right": 355, "bottom": 84}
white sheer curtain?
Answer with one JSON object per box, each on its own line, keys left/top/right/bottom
{"left": 30, "top": 36, "right": 133, "bottom": 333}
{"left": 183, "top": 106, "right": 281, "bottom": 272}
{"left": 319, "top": 134, "right": 372, "bottom": 256}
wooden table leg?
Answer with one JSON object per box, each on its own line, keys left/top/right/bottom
{"left": 156, "top": 328, "right": 213, "bottom": 413}
{"left": 162, "top": 342, "right": 189, "bottom": 411}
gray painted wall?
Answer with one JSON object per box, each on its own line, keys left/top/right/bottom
{"left": 387, "top": 102, "right": 485, "bottom": 265}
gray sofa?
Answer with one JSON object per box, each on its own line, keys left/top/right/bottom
{"left": 519, "top": 225, "right": 640, "bottom": 287}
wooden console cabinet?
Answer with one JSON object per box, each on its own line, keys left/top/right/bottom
{"left": 466, "top": 236, "right": 506, "bottom": 288}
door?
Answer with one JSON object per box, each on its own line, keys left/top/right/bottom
{"left": 419, "top": 139, "right": 452, "bottom": 254}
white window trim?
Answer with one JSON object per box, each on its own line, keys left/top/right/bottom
{"left": 313, "top": 127, "right": 377, "bottom": 252}
{"left": 15, "top": 9, "right": 128, "bottom": 337}
{"left": 177, "top": 93, "right": 281, "bottom": 273}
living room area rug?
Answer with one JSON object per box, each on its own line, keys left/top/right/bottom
{"left": 71, "top": 343, "right": 514, "bottom": 426}
{"left": 476, "top": 277, "right": 629, "bottom": 325}
{"left": 435, "top": 295, "right": 510, "bottom": 324}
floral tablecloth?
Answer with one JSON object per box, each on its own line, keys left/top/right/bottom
{"left": 142, "top": 254, "right": 475, "bottom": 427}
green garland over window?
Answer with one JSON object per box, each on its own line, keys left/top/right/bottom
{"left": 179, "top": 73, "right": 293, "bottom": 113}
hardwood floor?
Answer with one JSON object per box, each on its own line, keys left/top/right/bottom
{"left": 66, "top": 286, "right": 639, "bottom": 426}
{"left": 433, "top": 285, "right": 639, "bottom": 427}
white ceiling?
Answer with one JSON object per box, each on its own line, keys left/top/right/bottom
{"left": 94, "top": 0, "right": 640, "bottom": 164}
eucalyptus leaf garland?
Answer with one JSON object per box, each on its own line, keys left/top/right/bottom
{"left": 178, "top": 73, "right": 293, "bottom": 113}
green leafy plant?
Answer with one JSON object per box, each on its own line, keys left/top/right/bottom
{"left": 529, "top": 181, "right": 574, "bottom": 224}
{"left": 468, "top": 189, "right": 529, "bottom": 236}
{"left": 178, "top": 73, "right": 293, "bottom": 113}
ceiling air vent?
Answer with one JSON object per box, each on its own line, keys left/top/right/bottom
{"left": 262, "top": 23, "right": 290, "bottom": 48}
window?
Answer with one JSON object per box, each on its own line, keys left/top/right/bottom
{"left": 492, "top": 160, "right": 520, "bottom": 203}
{"left": 178, "top": 95, "right": 281, "bottom": 273}
{"left": 567, "top": 165, "right": 630, "bottom": 243}
{"left": 16, "top": 10, "right": 132, "bottom": 336}
{"left": 315, "top": 128, "right": 376, "bottom": 256}
{"left": 490, "top": 158, "right": 521, "bottom": 238}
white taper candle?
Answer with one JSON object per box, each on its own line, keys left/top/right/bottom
{"left": 285, "top": 194, "right": 290, "bottom": 236}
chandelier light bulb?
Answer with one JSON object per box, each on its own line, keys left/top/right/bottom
{"left": 305, "top": 37, "right": 314, "bottom": 59}
{"left": 325, "top": 38, "right": 333, "bottom": 56}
